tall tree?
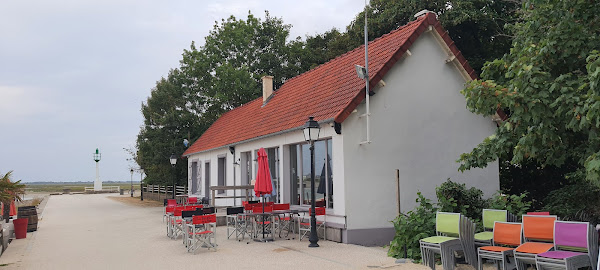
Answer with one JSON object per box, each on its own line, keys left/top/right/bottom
{"left": 458, "top": 0, "right": 600, "bottom": 184}
{"left": 307, "top": 0, "right": 520, "bottom": 74}
{"left": 136, "top": 12, "right": 309, "bottom": 184}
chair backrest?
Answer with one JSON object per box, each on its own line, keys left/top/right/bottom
{"left": 436, "top": 212, "right": 461, "bottom": 237}
{"left": 193, "top": 214, "right": 216, "bottom": 225}
{"left": 174, "top": 207, "right": 183, "bottom": 217}
{"left": 493, "top": 222, "right": 522, "bottom": 247}
{"left": 273, "top": 203, "right": 290, "bottom": 211}
{"left": 244, "top": 204, "right": 254, "bottom": 212}
{"left": 522, "top": 214, "right": 557, "bottom": 242}
{"left": 227, "top": 206, "right": 244, "bottom": 215}
{"left": 184, "top": 206, "right": 195, "bottom": 211}
{"left": 483, "top": 209, "right": 507, "bottom": 230}
{"left": 265, "top": 202, "right": 274, "bottom": 206}
{"left": 202, "top": 207, "right": 215, "bottom": 214}
{"left": 309, "top": 207, "right": 326, "bottom": 216}
{"left": 191, "top": 205, "right": 203, "bottom": 211}
{"left": 252, "top": 205, "right": 273, "bottom": 213}
{"left": 554, "top": 221, "right": 590, "bottom": 251}
{"left": 181, "top": 210, "right": 195, "bottom": 218}
{"left": 165, "top": 206, "right": 175, "bottom": 214}
{"left": 167, "top": 199, "right": 177, "bottom": 207}
{"left": 527, "top": 211, "right": 550, "bottom": 216}
{"left": 187, "top": 197, "right": 198, "bottom": 204}
{"left": 194, "top": 208, "right": 205, "bottom": 216}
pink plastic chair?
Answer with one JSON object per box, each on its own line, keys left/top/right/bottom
{"left": 527, "top": 212, "right": 550, "bottom": 216}
{"left": 536, "top": 221, "right": 599, "bottom": 270}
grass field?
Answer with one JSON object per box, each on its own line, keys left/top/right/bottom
{"left": 25, "top": 182, "right": 141, "bottom": 193}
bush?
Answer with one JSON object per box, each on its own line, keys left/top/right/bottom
{"left": 487, "top": 192, "right": 531, "bottom": 219}
{"left": 543, "top": 181, "right": 600, "bottom": 224}
{"left": 388, "top": 192, "right": 437, "bottom": 261}
{"left": 436, "top": 179, "right": 487, "bottom": 224}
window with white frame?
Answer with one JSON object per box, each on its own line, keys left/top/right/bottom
{"left": 289, "top": 139, "right": 333, "bottom": 208}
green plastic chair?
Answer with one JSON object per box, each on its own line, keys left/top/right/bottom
{"left": 474, "top": 209, "right": 508, "bottom": 247}
{"left": 420, "top": 212, "right": 477, "bottom": 270}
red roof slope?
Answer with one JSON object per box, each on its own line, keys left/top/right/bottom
{"left": 184, "top": 12, "right": 477, "bottom": 156}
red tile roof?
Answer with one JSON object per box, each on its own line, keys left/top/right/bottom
{"left": 184, "top": 12, "right": 477, "bottom": 156}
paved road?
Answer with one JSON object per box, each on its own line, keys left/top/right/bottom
{"left": 0, "top": 193, "right": 427, "bottom": 270}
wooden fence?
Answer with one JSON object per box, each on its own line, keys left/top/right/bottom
{"left": 143, "top": 184, "right": 188, "bottom": 204}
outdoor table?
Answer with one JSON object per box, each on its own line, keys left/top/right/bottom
{"left": 237, "top": 212, "right": 275, "bottom": 242}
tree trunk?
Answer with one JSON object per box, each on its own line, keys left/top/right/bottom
{"left": 2, "top": 202, "right": 10, "bottom": 222}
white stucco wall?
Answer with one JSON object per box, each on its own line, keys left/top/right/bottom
{"left": 186, "top": 124, "right": 345, "bottom": 225}
{"left": 342, "top": 30, "right": 499, "bottom": 231}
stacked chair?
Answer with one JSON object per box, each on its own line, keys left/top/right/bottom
{"left": 475, "top": 209, "right": 518, "bottom": 247}
{"left": 513, "top": 214, "right": 558, "bottom": 269}
{"left": 419, "top": 212, "right": 477, "bottom": 270}
{"left": 477, "top": 222, "right": 523, "bottom": 270}
{"left": 535, "top": 221, "right": 598, "bottom": 270}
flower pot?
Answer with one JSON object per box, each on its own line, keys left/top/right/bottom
{"left": 13, "top": 218, "right": 27, "bottom": 239}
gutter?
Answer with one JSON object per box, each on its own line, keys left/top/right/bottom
{"left": 183, "top": 118, "right": 335, "bottom": 157}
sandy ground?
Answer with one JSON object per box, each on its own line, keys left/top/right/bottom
{"left": 0, "top": 193, "right": 488, "bottom": 269}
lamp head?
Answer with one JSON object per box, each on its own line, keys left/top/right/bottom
{"left": 169, "top": 154, "right": 177, "bottom": 166}
{"left": 303, "top": 116, "right": 321, "bottom": 142}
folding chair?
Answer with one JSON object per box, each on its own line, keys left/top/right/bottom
{"left": 226, "top": 207, "right": 247, "bottom": 240}
{"left": 513, "top": 214, "right": 557, "bottom": 270}
{"left": 475, "top": 209, "right": 508, "bottom": 247}
{"left": 186, "top": 197, "right": 198, "bottom": 205}
{"left": 252, "top": 205, "right": 274, "bottom": 239}
{"left": 477, "top": 222, "right": 523, "bottom": 270}
{"left": 298, "top": 207, "right": 326, "bottom": 241}
{"left": 420, "top": 212, "right": 477, "bottom": 270}
{"left": 169, "top": 207, "right": 184, "bottom": 240}
{"left": 187, "top": 214, "right": 217, "bottom": 253}
{"left": 181, "top": 210, "right": 196, "bottom": 246}
{"left": 273, "top": 203, "right": 293, "bottom": 238}
{"left": 536, "top": 221, "right": 599, "bottom": 270}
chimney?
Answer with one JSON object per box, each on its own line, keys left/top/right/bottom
{"left": 262, "top": 75, "right": 274, "bottom": 103}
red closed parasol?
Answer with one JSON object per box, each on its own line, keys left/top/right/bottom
{"left": 254, "top": 148, "right": 273, "bottom": 241}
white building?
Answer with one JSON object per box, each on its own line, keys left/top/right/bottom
{"left": 183, "top": 11, "right": 499, "bottom": 246}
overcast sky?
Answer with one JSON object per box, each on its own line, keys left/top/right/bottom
{"left": 0, "top": 0, "right": 365, "bottom": 182}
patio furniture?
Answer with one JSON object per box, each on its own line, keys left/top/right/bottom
{"left": 273, "top": 203, "right": 293, "bottom": 238}
{"left": 419, "top": 212, "right": 477, "bottom": 270}
{"left": 535, "top": 221, "right": 598, "bottom": 270}
{"left": 477, "top": 222, "right": 523, "bottom": 270}
{"left": 299, "top": 207, "right": 326, "bottom": 241}
{"left": 475, "top": 209, "right": 508, "bottom": 247}
{"left": 253, "top": 205, "right": 274, "bottom": 241}
{"left": 187, "top": 214, "right": 217, "bottom": 253}
{"left": 186, "top": 197, "right": 198, "bottom": 205}
{"left": 226, "top": 206, "right": 248, "bottom": 241}
{"left": 169, "top": 207, "right": 184, "bottom": 240}
{"left": 181, "top": 210, "right": 196, "bottom": 246}
{"left": 513, "top": 214, "right": 557, "bottom": 270}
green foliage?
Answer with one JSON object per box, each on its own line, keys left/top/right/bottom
{"left": 436, "top": 179, "right": 487, "bottom": 223}
{"left": 458, "top": 0, "right": 600, "bottom": 185}
{"left": 309, "top": 0, "right": 519, "bottom": 73}
{"left": 0, "top": 171, "right": 26, "bottom": 222}
{"left": 543, "top": 181, "right": 600, "bottom": 224}
{"left": 137, "top": 12, "right": 310, "bottom": 184}
{"left": 488, "top": 192, "right": 531, "bottom": 219}
{"left": 388, "top": 181, "right": 533, "bottom": 260}
{"left": 388, "top": 192, "right": 437, "bottom": 261}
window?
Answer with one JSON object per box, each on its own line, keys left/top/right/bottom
{"left": 290, "top": 139, "right": 333, "bottom": 208}
{"left": 217, "top": 157, "right": 226, "bottom": 194}
{"left": 204, "top": 161, "right": 210, "bottom": 198}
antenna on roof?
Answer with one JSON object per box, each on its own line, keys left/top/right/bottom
{"left": 360, "top": 0, "right": 371, "bottom": 145}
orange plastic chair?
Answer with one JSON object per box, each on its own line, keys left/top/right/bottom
{"left": 514, "top": 215, "right": 557, "bottom": 269}
{"left": 477, "top": 222, "right": 523, "bottom": 270}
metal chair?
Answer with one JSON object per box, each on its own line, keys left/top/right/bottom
{"left": 536, "top": 221, "right": 599, "bottom": 270}
{"left": 477, "top": 222, "right": 523, "bottom": 270}
{"left": 226, "top": 207, "right": 247, "bottom": 240}
{"left": 475, "top": 209, "right": 508, "bottom": 247}
{"left": 513, "top": 214, "right": 557, "bottom": 270}
{"left": 420, "top": 212, "right": 477, "bottom": 270}
{"left": 187, "top": 214, "right": 217, "bottom": 253}
{"left": 298, "top": 207, "right": 326, "bottom": 241}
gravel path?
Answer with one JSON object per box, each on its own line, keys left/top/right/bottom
{"left": 0, "top": 193, "right": 437, "bottom": 269}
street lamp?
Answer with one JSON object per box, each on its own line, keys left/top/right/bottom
{"left": 303, "top": 116, "right": 321, "bottom": 248}
{"left": 140, "top": 168, "right": 144, "bottom": 201}
{"left": 170, "top": 154, "right": 177, "bottom": 199}
{"left": 130, "top": 168, "right": 134, "bottom": 197}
